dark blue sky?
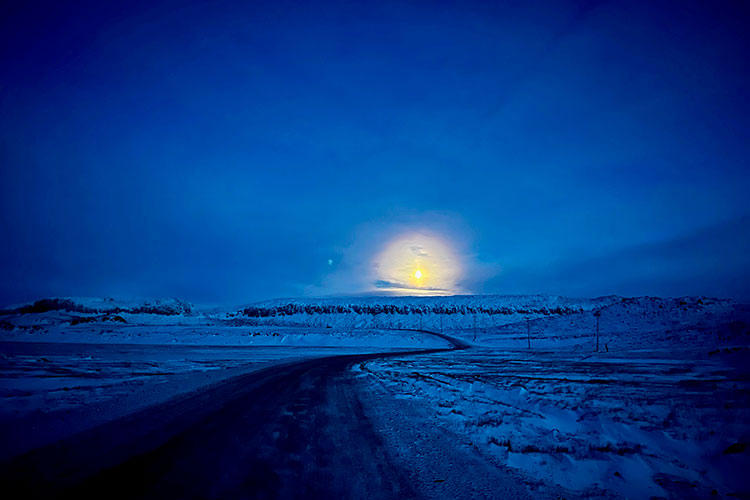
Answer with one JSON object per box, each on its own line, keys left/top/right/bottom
{"left": 1, "top": 0, "right": 749, "bottom": 305}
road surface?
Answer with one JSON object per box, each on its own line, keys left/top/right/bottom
{"left": 1, "top": 331, "right": 534, "bottom": 499}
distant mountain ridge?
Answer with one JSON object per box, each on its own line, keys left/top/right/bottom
{"left": 1, "top": 297, "right": 193, "bottom": 316}
{"left": 2, "top": 295, "right": 734, "bottom": 319}
{"left": 234, "top": 294, "right": 732, "bottom": 318}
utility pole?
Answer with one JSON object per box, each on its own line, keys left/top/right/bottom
{"left": 594, "top": 310, "right": 601, "bottom": 352}
{"left": 526, "top": 317, "right": 531, "bottom": 349}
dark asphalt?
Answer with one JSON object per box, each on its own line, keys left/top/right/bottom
{"left": 0, "top": 332, "right": 492, "bottom": 499}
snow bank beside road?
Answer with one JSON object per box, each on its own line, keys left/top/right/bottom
{"left": 358, "top": 348, "right": 750, "bottom": 499}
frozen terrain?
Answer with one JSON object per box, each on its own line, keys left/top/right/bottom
{"left": 356, "top": 347, "right": 750, "bottom": 499}
{"left": 229, "top": 294, "right": 750, "bottom": 498}
{"left": 1, "top": 295, "right": 749, "bottom": 499}
{"left": 0, "top": 342, "right": 421, "bottom": 460}
{"left": 0, "top": 297, "right": 448, "bottom": 460}
{"left": 230, "top": 295, "right": 739, "bottom": 350}
{"left": 0, "top": 297, "right": 444, "bottom": 348}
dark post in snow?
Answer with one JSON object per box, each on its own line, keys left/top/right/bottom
{"left": 593, "top": 310, "right": 601, "bottom": 352}
{"left": 526, "top": 317, "right": 531, "bottom": 349}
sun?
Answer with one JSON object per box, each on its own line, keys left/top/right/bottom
{"left": 371, "top": 231, "right": 463, "bottom": 295}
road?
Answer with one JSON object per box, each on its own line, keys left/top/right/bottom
{"left": 1, "top": 331, "right": 533, "bottom": 499}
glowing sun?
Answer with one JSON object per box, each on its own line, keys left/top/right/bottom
{"left": 372, "top": 232, "right": 462, "bottom": 295}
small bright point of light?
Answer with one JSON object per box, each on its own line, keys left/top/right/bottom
{"left": 414, "top": 270, "right": 423, "bottom": 279}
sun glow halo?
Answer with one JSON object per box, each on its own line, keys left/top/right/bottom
{"left": 372, "top": 232, "right": 463, "bottom": 295}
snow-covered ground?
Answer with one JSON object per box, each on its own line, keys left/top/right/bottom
{"left": 1, "top": 294, "right": 748, "bottom": 499}
{"left": 229, "top": 295, "right": 740, "bottom": 351}
{"left": 346, "top": 296, "right": 750, "bottom": 499}
{"left": 464, "top": 296, "right": 743, "bottom": 351}
{"left": 0, "top": 341, "right": 422, "bottom": 460}
{"left": 0, "top": 321, "right": 440, "bottom": 348}
{"left": 3, "top": 295, "right": 739, "bottom": 352}
{"left": 356, "top": 347, "right": 750, "bottom": 499}
{"left": 0, "top": 296, "right": 446, "bottom": 348}
{"left": 0, "top": 297, "right": 447, "bottom": 460}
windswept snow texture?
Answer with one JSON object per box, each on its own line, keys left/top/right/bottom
{"left": 343, "top": 296, "right": 748, "bottom": 499}
{"left": 1, "top": 294, "right": 749, "bottom": 498}
{"left": 357, "top": 348, "right": 750, "bottom": 499}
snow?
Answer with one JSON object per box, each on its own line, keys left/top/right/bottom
{"left": 0, "top": 296, "right": 449, "bottom": 460}
{"left": 0, "top": 299, "right": 448, "bottom": 348}
{"left": 356, "top": 348, "right": 750, "bottom": 498}
{"left": 4, "top": 295, "right": 738, "bottom": 352}
{"left": 229, "top": 294, "right": 617, "bottom": 331}
{"left": 1, "top": 294, "right": 748, "bottom": 498}
{"left": 2, "top": 297, "right": 194, "bottom": 316}
{"left": 350, "top": 293, "right": 750, "bottom": 500}
{"left": 0, "top": 341, "right": 419, "bottom": 460}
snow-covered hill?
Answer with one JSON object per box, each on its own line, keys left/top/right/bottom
{"left": 1, "top": 295, "right": 745, "bottom": 350}
{"left": 2, "top": 297, "right": 193, "bottom": 316}
{"left": 227, "top": 295, "right": 743, "bottom": 350}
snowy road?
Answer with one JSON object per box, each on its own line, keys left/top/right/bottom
{"left": 1, "top": 331, "right": 533, "bottom": 499}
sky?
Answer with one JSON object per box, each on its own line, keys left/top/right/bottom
{"left": 1, "top": 0, "right": 749, "bottom": 305}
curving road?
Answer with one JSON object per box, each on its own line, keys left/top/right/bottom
{"left": 1, "top": 331, "right": 533, "bottom": 499}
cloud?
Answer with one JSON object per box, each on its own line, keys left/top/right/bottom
{"left": 410, "top": 245, "right": 430, "bottom": 257}
{"left": 373, "top": 280, "right": 449, "bottom": 292}
{"left": 306, "top": 211, "right": 498, "bottom": 297}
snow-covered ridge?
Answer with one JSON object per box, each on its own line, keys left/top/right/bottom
{"left": 0, "top": 296, "right": 450, "bottom": 348}
{"left": 232, "top": 294, "right": 731, "bottom": 319}
{"left": 1, "top": 295, "right": 739, "bottom": 351}
{"left": 223, "top": 295, "right": 740, "bottom": 347}
{"left": 2, "top": 295, "right": 733, "bottom": 320}
{"left": 1, "top": 297, "right": 193, "bottom": 316}
{"left": 235, "top": 294, "right": 612, "bottom": 317}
